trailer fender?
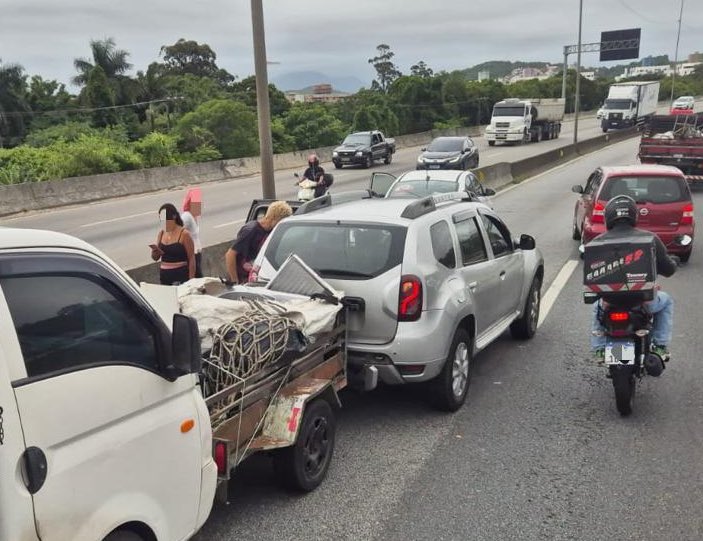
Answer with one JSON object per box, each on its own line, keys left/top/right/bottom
{"left": 257, "top": 379, "right": 340, "bottom": 450}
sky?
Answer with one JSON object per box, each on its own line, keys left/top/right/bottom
{"left": 2, "top": 0, "right": 701, "bottom": 89}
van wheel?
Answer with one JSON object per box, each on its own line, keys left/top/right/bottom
{"left": 273, "top": 399, "right": 336, "bottom": 492}
{"left": 488, "top": 141, "right": 496, "bottom": 147}
{"left": 510, "top": 276, "right": 541, "bottom": 340}
{"left": 104, "top": 531, "right": 143, "bottom": 541}
{"left": 430, "top": 329, "right": 472, "bottom": 412}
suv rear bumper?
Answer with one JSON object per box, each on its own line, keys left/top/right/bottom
{"left": 346, "top": 310, "right": 452, "bottom": 389}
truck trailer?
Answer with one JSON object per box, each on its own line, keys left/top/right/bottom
{"left": 485, "top": 98, "right": 564, "bottom": 146}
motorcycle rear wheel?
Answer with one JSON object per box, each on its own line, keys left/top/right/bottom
{"left": 610, "top": 366, "right": 635, "bottom": 416}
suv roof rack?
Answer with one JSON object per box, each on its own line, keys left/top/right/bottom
{"left": 296, "top": 189, "right": 378, "bottom": 215}
{"left": 400, "top": 191, "right": 478, "bottom": 219}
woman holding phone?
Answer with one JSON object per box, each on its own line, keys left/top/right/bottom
{"left": 150, "top": 203, "right": 195, "bottom": 285}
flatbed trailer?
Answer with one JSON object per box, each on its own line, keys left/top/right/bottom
{"left": 639, "top": 113, "right": 703, "bottom": 183}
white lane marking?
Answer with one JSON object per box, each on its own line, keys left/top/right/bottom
{"left": 81, "top": 211, "right": 154, "bottom": 228}
{"left": 538, "top": 259, "right": 579, "bottom": 328}
{"left": 213, "top": 219, "right": 244, "bottom": 229}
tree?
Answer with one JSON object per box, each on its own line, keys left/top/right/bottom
{"left": 368, "top": 44, "right": 401, "bottom": 93}
{"left": 0, "top": 60, "right": 31, "bottom": 146}
{"left": 230, "top": 76, "right": 290, "bottom": 117}
{"left": 283, "top": 104, "right": 348, "bottom": 150}
{"left": 160, "top": 39, "right": 235, "bottom": 86}
{"left": 84, "top": 65, "right": 117, "bottom": 127}
{"left": 176, "top": 99, "right": 258, "bottom": 159}
{"left": 410, "top": 61, "right": 433, "bottom": 78}
{"left": 73, "top": 38, "right": 132, "bottom": 86}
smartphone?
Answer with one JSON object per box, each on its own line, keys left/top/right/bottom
{"left": 149, "top": 243, "right": 163, "bottom": 253}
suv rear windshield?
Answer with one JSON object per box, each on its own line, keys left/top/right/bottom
{"left": 599, "top": 175, "right": 690, "bottom": 204}
{"left": 265, "top": 222, "right": 407, "bottom": 279}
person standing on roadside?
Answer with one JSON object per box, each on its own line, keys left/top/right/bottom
{"left": 225, "top": 201, "right": 292, "bottom": 284}
{"left": 151, "top": 203, "right": 196, "bottom": 285}
{"left": 181, "top": 188, "right": 203, "bottom": 277}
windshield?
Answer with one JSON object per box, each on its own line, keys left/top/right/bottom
{"left": 604, "top": 99, "right": 633, "bottom": 110}
{"left": 599, "top": 176, "right": 689, "bottom": 204}
{"left": 388, "top": 179, "right": 460, "bottom": 198}
{"left": 265, "top": 222, "right": 407, "bottom": 279}
{"left": 426, "top": 139, "right": 463, "bottom": 152}
{"left": 492, "top": 106, "right": 525, "bottom": 117}
{"left": 342, "top": 134, "right": 371, "bottom": 145}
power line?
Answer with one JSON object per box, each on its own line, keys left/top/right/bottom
{"left": 0, "top": 96, "right": 183, "bottom": 118}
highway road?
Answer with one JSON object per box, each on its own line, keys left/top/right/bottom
{"left": 191, "top": 137, "right": 703, "bottom": 540}
{"left": 0, "top": 111, "right": 621, "bottom": 270}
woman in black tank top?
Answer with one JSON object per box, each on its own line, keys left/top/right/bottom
{"left": 151, "top": 203, "right": 196, "bottom": 285}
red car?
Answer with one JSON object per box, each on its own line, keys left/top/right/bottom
{"left": 572, "top": 165, "right": 695, "bottom": 262}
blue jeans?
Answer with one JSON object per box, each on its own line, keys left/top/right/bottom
{"left": 591, "top": 291, "right": 674, "bottom": 350}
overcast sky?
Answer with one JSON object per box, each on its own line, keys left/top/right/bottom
{"left": 2, "top": 0, "right": 701, "bottom": 88}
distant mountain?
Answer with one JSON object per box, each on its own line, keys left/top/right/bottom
{"left": 271, "top": 71, "right": 366, "bottom": 93}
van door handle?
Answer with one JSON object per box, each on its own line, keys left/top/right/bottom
{"left": 468, "top": 281, "right": 478, "bottom": 292}
{"left": 22, "top": 446, "right": 48, "bottom": 494}
{"left": 499, "top": 271, "right": 506, "bottom": 280}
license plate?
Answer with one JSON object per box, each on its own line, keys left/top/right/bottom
{"left": 604, "top": 340, "right": 635, "bottom": 365}
{"left": 673, "top": 153, "right": 684, "bottom": 158}
{"left": 429, "top": 164, "right": 440, "bottom": 169}
{"left": 341, "top": 158, "right": 351, "bottom": 162}
{"left": 496, "top": 135, "right": 507, "bottom": 139}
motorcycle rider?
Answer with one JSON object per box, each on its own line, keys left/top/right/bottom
{"left": 591, "top": 195, "right": 678, "bottom": 361}
{"left": 300, "top": 154, "right": 327, "bottom": 198}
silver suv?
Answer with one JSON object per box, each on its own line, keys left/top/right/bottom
{"left": 253, "top": 192, "right": 544, "bottom": 411}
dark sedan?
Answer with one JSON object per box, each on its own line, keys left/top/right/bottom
{"left": 416, "top": 136, "right": 479, "bottom": 170}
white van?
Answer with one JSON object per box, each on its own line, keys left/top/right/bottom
{"left": 0, "top": 228, "right": 216, "bottom": 541}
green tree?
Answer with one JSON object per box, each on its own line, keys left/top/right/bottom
{"left": 368, "top": 44, "right": 402, "bottom": 93}
{"left": 410, "top": 61, "right": 433, "bottom": 78}
{"left": 84, "top": 65, "right": 117, "bottom": 127}
{"left": 160, "top": 39, "right": 235, "bottom": 86}
{"left": 230, "top": 76, "right": 290, "bottom": 117}
{"left": 388, "top": 75, "right": 444, "bottom": 133}
{"left": 73, "top": 38, "right": 132, "bottom": 86}
{"left": 176, "top": 99, "right": 258, "bottom": 158}
{"left": 283, "top": 104, "right": 347, "bottom": 149}
{"left": 0, "top": 60, "right": 31, "bottom": 146}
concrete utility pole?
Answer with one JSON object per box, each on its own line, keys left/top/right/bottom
{"left": 251, "top": 0, "right": 276, "bottom": 199}
{"left": 670, "top": 0, "right": 685, "bottom": 105}
{"left": 573, "top": 0, "right": 583, "bottom": 145}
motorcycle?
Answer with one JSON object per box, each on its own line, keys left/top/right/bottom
{"left": 294, "top": 172, "right": 334, "bottom": 202}
{"left": 585, "top": 249, "right": 683, "bottom": 416}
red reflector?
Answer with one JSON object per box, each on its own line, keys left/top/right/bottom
{"left": 681, "top": 203, "right": 694, "bottom": 226}
{"left": 214, "top": 442, "right": 227, "bottom": 475}
{"left": 398, "top": 275, "right": 422, "bottom": 322}
{"left": 397, "top": 364, "right": 425, "bottom": 376}
{"left": 608, "top": 312, "right": 629, "bottom": 322}
{"left": 591, "top": 201, "right": 605, "bottom": 224}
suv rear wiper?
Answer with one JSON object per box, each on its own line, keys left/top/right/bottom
{"left": 316, "top": 269, "right": 374, "bottom": 278}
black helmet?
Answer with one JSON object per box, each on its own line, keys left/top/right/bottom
{"left": 605, "top": 195, "right": 637, "bottom": 230}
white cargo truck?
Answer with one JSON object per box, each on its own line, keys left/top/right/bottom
{"left": 601, "top": 81, "right": 660, "bottom": 132}
{"left": 484, "top": 98, "right": 564, "bottom": 146}
{"left": 0, "top": 228, "right": 346, "bottom": 541}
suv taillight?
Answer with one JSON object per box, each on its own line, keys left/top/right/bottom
{"left": 398, "top": 275, "right": 422, "bottom": 322}
{"left": 591, "top": 201, "right": 606, "bottom": 224}
{"left": 681, "top": 203, "right": 694, "bottom": 225}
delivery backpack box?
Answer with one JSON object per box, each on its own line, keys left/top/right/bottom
{"left": 583, "top": 234, "right": 657, "bottom": 301}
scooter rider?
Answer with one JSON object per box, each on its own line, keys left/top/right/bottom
{"left": 300, "top": 154, "right": 327, "bottom": 198}
{"left": 591, "top": 195, "right": 678, "bottom": 360}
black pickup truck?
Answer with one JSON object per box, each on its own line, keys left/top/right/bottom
{"left": 332, "top": 130, "right": 396, "bottom": 169}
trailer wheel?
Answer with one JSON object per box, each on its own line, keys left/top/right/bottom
{"left": 273, "top": 398, "right": 336, "bottom": 492}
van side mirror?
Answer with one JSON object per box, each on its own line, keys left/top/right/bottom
{"left": 518, "top": 234, "right": 536, "bottom": 250}
{"left": 483, "top": 188, "right": 496, "bottom": 196}
{"left": 571, "top": 185, "right": 584, "bottom": 194}
{"left": 166, "top": 314, "right": 201, "bottom": 380}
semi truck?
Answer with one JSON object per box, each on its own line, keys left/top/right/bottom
{"left": 0, "top": 229, "right": 347, "bottom": 541}
{"left": 639, "top": 112, "right": 703, "bottom": 183}
{"left": 484, "top": 98, "right": 564, "bottom": 146}
{"left": 601, "top": 81, "right": 660, "bottom": 132}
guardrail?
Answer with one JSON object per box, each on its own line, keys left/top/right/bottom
{"left": 125, "top": 127, "right": 639, "bottom": 284}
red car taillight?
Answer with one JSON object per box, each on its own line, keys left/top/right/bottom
{"left": 398, "top": 275, "right": 422, "bottom": 322}
{"left": 608, "top": 311, "right": 630, "bottom": 322}
{"left": 591, "top": 201, "right": 606, "bottom": 224}
{"left": 681, "top": 203, "right": 694, "bottom": 226}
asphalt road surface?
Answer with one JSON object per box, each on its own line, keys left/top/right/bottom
{"left": 190, "top": 137, "right": 703, "bottom": 541}
{"left": 0, "top": 111, "right": 622, "bottom": 270}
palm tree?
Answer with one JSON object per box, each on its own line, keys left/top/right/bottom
{"left": 0, "top": 59, "right": 31, "bottom": 146}
{"left": 73, "top": 38, "right": 132, "bottom": 87}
